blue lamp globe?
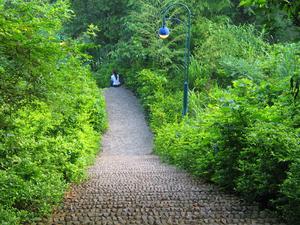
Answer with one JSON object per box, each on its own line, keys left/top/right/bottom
{"left": 158, "top": 26, "right": 170, "bottom": 39}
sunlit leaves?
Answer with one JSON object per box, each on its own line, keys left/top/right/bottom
{"left": 0, "top": 1, "right": 107, "bottom": 223}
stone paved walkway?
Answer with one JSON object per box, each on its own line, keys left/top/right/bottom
{"left": 50, "top": 87, "right": 284, "bottom": 225}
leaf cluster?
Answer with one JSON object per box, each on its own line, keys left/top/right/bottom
{"left": 0, "top": 1, "right": 107, "bottom": 223}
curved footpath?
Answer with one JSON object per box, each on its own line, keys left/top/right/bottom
{"left": 50, "top": 87, "right": 284, "bottom": 225}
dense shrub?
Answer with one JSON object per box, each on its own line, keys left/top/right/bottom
{"left": 155, "top": 120, "right": 217, "bottom": 176}
{"left": 0, "top": 1, "right": 107, "bottom": 223}
{"left": 280, "top": 157, "right": 300, "bottom": 224}
{"left": 154, "top": 78, "right": 300, "bottom": 222}
{"left": 237, "top": 122, "right": 298, "bottom": 202}
{"left": 136, "top": 69, "right": 167, "bottom": 113}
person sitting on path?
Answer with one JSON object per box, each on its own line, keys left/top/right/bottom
{"left": 110, "top": 70, "right": 121, "bottom": 87}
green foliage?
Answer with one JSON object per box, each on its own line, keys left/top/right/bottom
{"left": 0, "top": 0, "right": 107, "bottom": 223}
{"left": 154, "top": 77, "right": 300, "bottom": 223}
{"left": 136, "top": 69, "right": 167, "bottom": 112}
{"left": 66, "top": 0, "right": 132, "bottom": 62}
{"left": 149, "top": 91, "right": 182, "bottom": 131}
{"left": 155, "top": 119, "right": 217, "bottom": 177}
{"left": 238, "top": 0, "right": 300, "bottom": 42}
{"left": 280, "top": 156, "right": 300, "bottom": 223}
{"left": 237, "top": 122, "right": 298, "bottom": 202}
{"left": 194, "top": 19, "right": 267, "bottom": 87}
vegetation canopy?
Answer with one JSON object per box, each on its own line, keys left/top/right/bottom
{"left": 0, "top": 0, "right": 106, "bottom": 223}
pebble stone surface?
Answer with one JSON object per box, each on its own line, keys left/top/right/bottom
{"left": 50, "top": 87, "right": 284, "bottom": 225}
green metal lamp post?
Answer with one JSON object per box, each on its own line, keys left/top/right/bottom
{"left": 158, "top": 2, "right": 191, "bottom": 116}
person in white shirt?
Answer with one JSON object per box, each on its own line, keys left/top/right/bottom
{"left": 110, "top": 70, "right": 121, "bottom": 87}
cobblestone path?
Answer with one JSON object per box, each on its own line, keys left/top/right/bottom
{"left": 50, "top": 87, "right": 284, "bottom": 225}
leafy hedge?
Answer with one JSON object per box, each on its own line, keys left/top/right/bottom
{"left": 154, "top": 81, "right": 300, "bottom": 222}
{"left": 0, "top": 1, "right": 107, "bottom": 224}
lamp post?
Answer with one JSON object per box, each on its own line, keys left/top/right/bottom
{"left": 158, "top": 3, "right": 191, "bottom": 116}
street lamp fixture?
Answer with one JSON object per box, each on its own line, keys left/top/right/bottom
{"left": 158, "top": 26, "right": 170, "bottom": 39}
{"left": 158, "top": 2, "right": 191, "bottom": 116}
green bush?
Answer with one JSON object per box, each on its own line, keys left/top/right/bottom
{"left": 149, "top": 91, "right": 182, "bottom": 131}
{"left": 155, "top": 120, "right": 217, "bottom": 177}
{"left": 133, "top": 69, "right": 182, "bottom": 130}
{"left": 237, "top": 122, "right": 298, "bottom": 202}
{"left": 154, "top": 77, "right": 300, "bottom": 222}
{"left": 280, "top": 157, "right": 300, "bottom": 223}
{"left": 136, "top": 69, "right": 167, "bottom": 113}
{"left": 0, "top": 1, "right": 107, "bottom": 223}
{"left": 193, "top": 19, "right": 267, "bottom": 87}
